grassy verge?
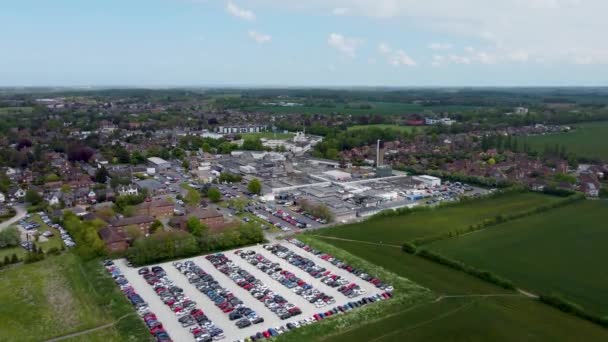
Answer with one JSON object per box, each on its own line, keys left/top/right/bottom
{"left": 0, "top": 253, "right": 150, "bottom": 342}
{"left": 274, "top": 235, "right": 432, "bottom": 342}
{"left": 306, "top": 237, "right": 608, "bottom": 341}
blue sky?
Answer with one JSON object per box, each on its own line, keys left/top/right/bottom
{"left": 1, "top": 0, "right": 607, "bottom": 86}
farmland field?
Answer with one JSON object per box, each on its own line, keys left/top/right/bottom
{"left": 241, "top": 131, "right": 294, "bottom": 140}
{"left": 347, "top": 124, "right": 427, "bottom": 134}
{"left": 0, "top": 254, "right": 149, "bottom": 342}
{"left": 244, "top": 102, "right": 478, "bottom": 116}
{"left": 317, "top": 192, "right": 562, "bottom": 245}
{"left": 278, "top": 236, "right": 608, "bottom": 342}
{"left": 429, "top": 200, "right": 608, "bottom": 316}
{"left": 0, "top": 107, "right": 34, "bottom": 114}
{"left": 521, "top": 121, "right": 608, "bottom": 161}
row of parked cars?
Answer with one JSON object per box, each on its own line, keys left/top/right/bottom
{"left": 206, "top": 253, "right": 302, "bottom": 320}
{"left": 39, "top": 212, "right": 76, "bottom": 248}
{"left": 236, "top": 292, "right": 393, "bottom": 342}
{"left": 138, "top": 266, "right": 225, "bottom": 341}
{"left": 237, "top": 249, "right": 335, "bottom": 309}
{"left": 265, "top": 244, "right": 365, "bottom": 299}
{"left": 103, "top": 260, "right": 172, "bottom": 342}
{"left": 287, "top": 238, "right": 394, "bottom": 292}
{"left": 172, "top": 260, "right": 264, "bottom": 329}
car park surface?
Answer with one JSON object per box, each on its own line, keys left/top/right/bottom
{"left": 115, "top": 241, "right": 390, "bottom": 341}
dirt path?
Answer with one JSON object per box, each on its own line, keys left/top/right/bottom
{"left": 433, "top": 293, "right": 526, "bottom": 302}
{"left": 44, "top": 313, "right": 135, "bottom": 342}
{"left": 312, "top": 235, "right": 403, "bottom": 248}
{"left": 0, "top": 204, "right": 26, "bottom": 231}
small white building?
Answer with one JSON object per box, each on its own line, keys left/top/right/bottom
{"left": 147, "top": 157, "right": 171, "bottom": 171}
{"left": 413, "top": 175, "right": 442, "bottom": 187}
{"left": 0, "top": 192, "right": 5, "bottom": 203}
{"left": 324, "top": 170, "right": 352, "bottom": 182}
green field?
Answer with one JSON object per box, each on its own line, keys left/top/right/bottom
{"left": 347, "top": 124, "right": 427, "bottom": 134}
{"left": 245, "top": 102, "right": 478, "bottom": 116}
{"left": 241, "top": 132, "right": 294, "bottom": 140}
{"left": 0, "top": 254, "right": 150, "bottom": 342}
{"left": 0, "top": 214, "right": 65, "bottom": 260}
{"left": 429, "top": 200, "right": 608, "bottom": 316}
{"left": 317, "top": 192, "right": 562, "bottom": 245}
{"left": 522, "top": 121, "right": 608, "bottom": 160}
{"left": 0, "top": 107, "right": 34, "bottom": 114}
{"left": 278, "top": 236, "right": 608, "bottom": 342}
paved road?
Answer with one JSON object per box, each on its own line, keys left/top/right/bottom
{"left": 0, "top": 204, "right": 26, "bottom": 231}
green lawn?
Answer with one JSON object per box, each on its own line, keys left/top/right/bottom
{"left": 0, "top": 214, "right": 64, "bottom": 260}
{"left": 347, "top": 124, "right": 427, "bottom": 134}
{"left": 241, "top": 132, "right": 294, "bottom": 140}
{"left": 521, "top": 121, "right": 608, "bottom": 161}
{"left": 286, "top": 237, "right": 608, "bottom": 342}
{"left": 317, "top": 192, "right": 561, "bottom": 245}
{"left": 0, "top": 254, "right": 150, "bottom": 342}
{"left": 0, "top": 107, "right": 34, "bottom": 114}
{"left": 429, "top": 200, "right": 608, "bottom": 316}
{"left": 245, "top": 102, "right": 478, "bottom": 116}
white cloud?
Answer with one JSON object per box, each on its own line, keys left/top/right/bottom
{"left": 226, "top": 1, "right": 255, "bottom": 21}
{"left": 248, "top": 30, "right": 271, "bottom": 43}
{"left": 378, "top": 43, "right": 392, "bottom": 54}
{"left": 332, "top": 7, "right": 350, "bottom": 16}
{"left": 428, "top": 43, "right": 452, "bottom": 50}
{"left": 378, "top": 43, "right": 416, "bottom": 67}
{"left": 390, "top": 50, "right": 417, "bottom": 67}
{"left": 328, "top": 33, "right": 362, "bottom": 58}
{"left": 243, "top": 0, "right": 608, "bottom": 65}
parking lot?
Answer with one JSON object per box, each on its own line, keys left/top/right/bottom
{"left": 116, "top": 240, "right": 391, "bottom": 341}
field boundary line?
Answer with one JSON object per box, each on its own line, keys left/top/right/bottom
{"left": 311, "top": 235, "right": 402, "bottom": 248}
{"left": 44, "top": 312, "right": 135, "bottom": 342}
{"left": 434, "top": 293, "right": 526, "bottom": 302}
{"left": 367, "top": 298, "right": 480, "bottom": 342}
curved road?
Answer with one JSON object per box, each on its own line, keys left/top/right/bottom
{"left": 0, "top": 204, "right": 26, "bottom": 231}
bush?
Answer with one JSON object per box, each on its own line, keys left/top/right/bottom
{"left": 401, "top": 242, "right": 417, "bottom": 254}
{"left": 540, "top": 294, "right": 608, "bottom": 328}
{"left": 127, "top": 231, "right": 200, "bottom": 266}
{"left": 416, "top": 249, "right": 515, "bottom": 290}
{"left": 0, "top": 226, "right": 20, "bottom": 248}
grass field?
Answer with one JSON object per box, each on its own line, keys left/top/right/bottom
{"left": 0, "top": 214, "right": 65, "bottom": 260}
{"left": 347, "top": 124, "right": 427, "bottom": 134}
{"left": 317, "top": 192, "right": 561, "bottom": 245}
{"left": 429, "top": 200, "right": 608, "bottom": 316}
{"left": 245, "top": 102, "right": 478, "bottom": 116}
{"left": 279, "top": 236, "right": 608, "bottom": 342}
{"left": 0, "top": 107, "right": 34, "bottom": 114}
{"left": 522, "top": 121, "right": 608, "bottom": 160}
{"left": 0, "top": 254, "right": 150, "bottom": 342}
{"left": 241, "top": 132, "right": 294, "bottom": 140}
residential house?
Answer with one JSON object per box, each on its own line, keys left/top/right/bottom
{"left": 109, "top": 215, "right": 155, "bottom": 236}
{"left": 135, "top": 198, "right": 174, "bottom": 218}
{"left": 169, "top": 207, "right": 226, "bottom": 232}
{"left": 98, "top": 227, "right": 129, "bottom": 253}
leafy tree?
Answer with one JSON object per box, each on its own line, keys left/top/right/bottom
{"left": 207, "top": 187, "right": 222, "bottom": 203}
{"left": 242, "top": 137, "right": 264, "bottom": 151}
{"left": 184, "top": 188, "right": 202, "bottom": 206}
{"left": 25, "top": 189, "right": 43, "bottom": 205}
{"left": 0, "top": 227, "right": 20, "bottom": 248}
{"left": 186, "top": 216, "right": 207, "bottom": 238}
{"left": 247, "top": 178, "right": 262, "bottom": 195}
{"left": 150, "top": 220, "right": 163, "bottom": 234}
{"left": 94, "top": 166, "right": 109, "bottom": 183}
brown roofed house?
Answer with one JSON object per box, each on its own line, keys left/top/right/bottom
{"left": 109, "top": 215, "right": 155, "bottom": 236}
{"left": 136, "top": 198, "right": 174, "bottom": 218}
{"left": 170, "top": 207, "right": 226, "bottom": 232}
{"left": 98, "top": 227, "right": 129, "bottom": 253}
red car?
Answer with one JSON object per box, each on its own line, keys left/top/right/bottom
{"left": 150, "top": 326, "right": 165, "bottom": 335}
{"left": 263, "top": 331, "right": 270, "bottom": 338}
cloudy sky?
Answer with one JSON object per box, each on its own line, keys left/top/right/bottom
{"left": 1, "top": 0, "right": 607, "bottom": 86}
